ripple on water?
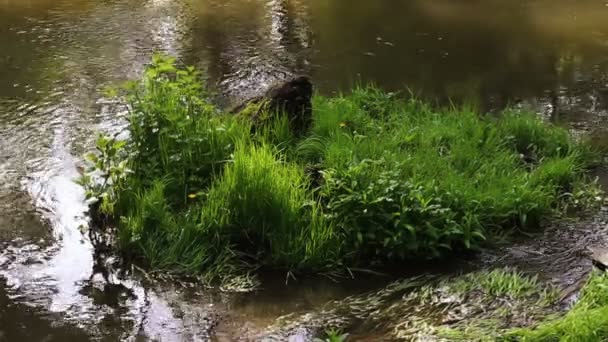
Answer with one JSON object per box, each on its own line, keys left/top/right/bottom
{"left": 2, "top": 0, "right": 608, "bottom": 340}
{"left": 0, "top": 85, "right": 230, "bottom": 341}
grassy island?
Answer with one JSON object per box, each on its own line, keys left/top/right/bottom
{"left": 80, "top": 55, "right": 598, "bottom": 282}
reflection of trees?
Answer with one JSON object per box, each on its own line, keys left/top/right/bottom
{"left": 310, "top": 0, "right": 608, "bottom": 117}
{"left": 185, "top": 0, "right": 312, "bottom": 103}
{"left": 267, "top": 0, "right": 311, "bottom": 70}
{"left": 0, "top": 2, "right": 209, "bottom": 339}
{"left": 0, "top": 0, "right": 177, "bottom": 99}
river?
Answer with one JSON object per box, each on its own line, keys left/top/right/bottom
{"left": 1, "top": 0, "right": 608, "bottom": 340}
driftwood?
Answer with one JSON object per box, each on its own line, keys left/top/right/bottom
{"left": 230, "top": 76, "right": 313, "bottom": 136}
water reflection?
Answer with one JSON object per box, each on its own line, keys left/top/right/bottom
{"left": 0, "top": 0, "right": 224, "bottom": 339}
{"left": 311, "top": 0, "right": 607, "bottom": 105}
{"left": 1, "top": 0, "right": 608, "bottom": 340}
{"left": 182, "top": 0, "right": 312, "bottom": 103}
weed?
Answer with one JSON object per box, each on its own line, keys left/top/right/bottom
{"left": 314, "top": 328, "right": 349, "bottom": 342}
{"left": 461, "top": 268, "right": 543, "bottom": 299}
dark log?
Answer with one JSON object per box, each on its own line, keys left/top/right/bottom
{"left": 230, "top": 76, "right": 313, "bottom": 136}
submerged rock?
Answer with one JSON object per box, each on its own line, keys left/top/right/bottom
{"left": 230, "top": 76, "right": 313, "bottom": 136}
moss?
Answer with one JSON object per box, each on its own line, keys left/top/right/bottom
{"left": 235, "top": 99, "right": 269, "bottom": 120}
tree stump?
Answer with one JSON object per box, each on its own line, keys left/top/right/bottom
{"left": 230, "top": 76, "right": 313, "bottom": 136}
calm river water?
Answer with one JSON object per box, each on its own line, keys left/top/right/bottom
{"left": 1, "top": 0, "right": 608, "bottom": 340}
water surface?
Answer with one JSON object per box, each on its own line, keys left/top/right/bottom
{"left": 1, "top": 0, "right": 608, "bottom": 340}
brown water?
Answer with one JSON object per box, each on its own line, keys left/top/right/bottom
{"left": 1, "top": 0, "right": 608, "bottom": 340}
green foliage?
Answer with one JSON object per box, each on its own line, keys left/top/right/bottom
{"left": 79, "top": 55, "right": 599, "bottom": 281}
{"left": 120, "top": 53, "right": 249, "bottom": 205}
{"left": 437, "top": 321, "right": 502, "bottom": 342}
{"left": 406, "top": 268, "right": 558, "bottom": 341}
{"left": 115, "top": 180, "right": 237, "bottom": 276}
{"left": 459, "top": 268, "right": 543, "bottom": 299}
{"left": 320, "top": 159, "right": 470, "bottom": 261}
{"left": 257, "top": 113, "right": 296, "bottom": 152}
{"left": 76, "top": 134, "right": 130, "bottom": 215}
{"left": 478, "top": 268, "right": 540, "bottom": 299}
{"left": 498, "top": 110, "right": 575, "bottom": 159}
{"left": 349, "top": 84, "right": 400, "bottom": 119}
{"left": 201, "top": 143, "right": 338, "bottom": 269}
{"left": 314, "top": 328, "right": 349, "bottom": 342}
{"left": 304, "top": 93, "right": 597, "bottom": 264}
{"left": 80, "top": 54, "right": 250, "bottom": 277}
{"left": 509, "top": 271, "right": 608, "bottom": 341}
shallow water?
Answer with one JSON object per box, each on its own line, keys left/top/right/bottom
{"left": 1, "top": 0, "right": 608, "bottom": 340}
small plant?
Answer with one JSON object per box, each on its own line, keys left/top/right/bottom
{"left": 320, "top": 158, "right": 476, "bottom": 261}
{"left": 448, "top": 268, "right": 557, "bottom": 311}
{"left": 76, "top": 134, "right": 130, "bottom": 215}
{"left": 350, "top": 84, "right": 400, "bottom": 118}
{"left": 201, "top": 143, "right": 338, "bottom": 269}
{"left": 472, "top": 268, "right": 541, "bottom": 299}
{"left": 314, "top": 328, "right": 349, "bottom": 342}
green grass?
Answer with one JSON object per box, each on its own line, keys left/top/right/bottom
{"left": 388, "top": 268, "right": 559, "bottom": 341}
{"left": 306, "top": 95, "right": 598, "bottom": 263}
{"left": 80, "top": 54, "right": 600, "bottom": 281}
{"left": 201, "top": 142, "right": 338, "bottom": 270}
{"left": 452, "top": 268, "right": 544, "bottom": 299}
{"left": 508, "top": 271, "right": 608, "bottom": 341}
{"left": 478, "top": 268, "right": 543, "bottom": 299}
{"left": 314, "top": 329, "right": 349, "bottom": 342}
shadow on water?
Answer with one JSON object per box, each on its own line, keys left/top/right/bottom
{"left": 1, "top": 0, "right": 608, "bottom": 340}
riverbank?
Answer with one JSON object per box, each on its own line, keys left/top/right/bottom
{"left": 242, "top": 208, "right": 608, "bottom": 341}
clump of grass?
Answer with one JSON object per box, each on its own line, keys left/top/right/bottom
{"left": 117, "top": 180, "right": 239, "bottom": 277}
{"left": 437, "top": 320, "right": 502, "bottom": 342}
{"left": 476, "top": 268, "right": 541, "bottom": 299}
{"left": 498, "top": 110, "right": 575, "bottom": 159}
{"left": 304, "top": 92, "right": 599, "bottom": 264}
{"left": 201, "top": 143, "right": 338, "bottom": 270}
{"left": 80, "top": 55, "right": 600, "bottom": 281}
{"left": 452, "top": 268, "right": 543, "bottom": 299}
{"left": 509, "top": 271, "right": 608, "bottom": 341}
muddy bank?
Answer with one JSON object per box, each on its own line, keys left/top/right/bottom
{"left": 239, "top": 207, "right": 608, "bottom": 341}
{"left": 480, "top": 209, "right": 608, "bottom": 291}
